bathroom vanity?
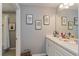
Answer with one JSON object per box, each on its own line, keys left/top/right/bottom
{"left": 46, "top": 35, "right": 78, "bottom": 56}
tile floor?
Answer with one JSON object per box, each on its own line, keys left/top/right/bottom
{"left": 3, "top": 49, "right": 16, "bottom": 56}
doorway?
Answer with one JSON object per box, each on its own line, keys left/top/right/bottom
{"left": 2, "top": 3, "right": 16, "bottom": 56}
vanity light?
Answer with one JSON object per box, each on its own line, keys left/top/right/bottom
{"left": 63, "top": 3, "right": 74, "bottom": 6}
{"left": 63, "top": 3, "right": 68, "bottom": 6}
{"left": 64, "top": 5, "right": 69, "bottom": 9}
{"left": 69, "top": 3, "right": 74, "bottom": 6}
{"left": 63, "top": 3, "right": 69, "bottom": 9}
{"left": 59, "top": 3, "right": 74, "bottom": 9}
{"left": 59, "top": 4, "right": 64, "bottom": 8}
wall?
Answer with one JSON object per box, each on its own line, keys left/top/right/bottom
{"left": 56, "top": 9, "right": 78, "bottom": 38}
{"left": 2, "top": 13, "right": 16, "bottom": 48}
{"left": 20, "top": 5, "right": 56, "bottom": 54}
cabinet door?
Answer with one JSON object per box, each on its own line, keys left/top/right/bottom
{"left": 46, "top": 39, "right": 55, "bottom": 56}
{"left": 46, "top": 39, "right": 49, "bottom": 55}
{"left": 48, "top": 41, "right": 53, "bottom": 56}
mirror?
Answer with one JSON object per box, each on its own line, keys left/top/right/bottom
{"left": 55, "top": 3, "right": 78, "bottom": 39}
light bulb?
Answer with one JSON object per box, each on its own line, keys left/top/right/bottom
{"left": 59, "top": 4, "right": 64, "bottom": 8}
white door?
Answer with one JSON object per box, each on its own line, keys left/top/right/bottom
{"left": 16, "top": 4, "right": 21, "bottom": 56}
{"left": 3, "top": 15, "right": 10, "bottom": 50}
{"left": 0, "top": 3, "right": 2, "bottom": 56}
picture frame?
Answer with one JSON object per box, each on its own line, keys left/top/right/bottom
{"left": 74, "top": 17, "right": 78, "bottom": 26}
{"left": 26, "top": 14, "right": 33, "bottom": 25}
{"left": 61, "top": 16, "right": 67, "bottom": 26}
{"left": 43, "top": 15, "right": 50, "bottom": 25}
{"left": 68, "top": 21, "right": 73, "bottom": 30}
{"left": 9, "top": 24, "right": 15, "bottom": 30}
{"left": 35, "top": 20, "right": 42, "bottom": 30}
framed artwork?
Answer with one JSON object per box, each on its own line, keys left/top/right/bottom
{"left": 26, "top": 14, "right": 33, "bottom": 24}
{"left": 9, "top": 24, "right": 15, "bottom": 30}
{"left": 74, "top": 17, "right": 78, "bottom": 26}
{"left": 61, "top": 16, "right": 67, "bottom": 25}
{"left": 43, "top": 15, "right": 50, "bottom": 25}
{"left": 68, "top": 21, "right": 73, "bottom": 30}
{"left": 35, "top": 20, "right": 42, "bottom": 30}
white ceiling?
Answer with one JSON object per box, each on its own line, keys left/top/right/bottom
{"left": 20, "top": 3, "right": 78, "bottom": 10}
{"left": 2, "top": 3, "right": 78, "bottom": 12}
{"left": 20, "top": 3, "right": 60, "bottom": 8}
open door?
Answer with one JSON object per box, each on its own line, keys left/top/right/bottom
{"left": 2, "top": 15, "right": 10, "bottom": 51}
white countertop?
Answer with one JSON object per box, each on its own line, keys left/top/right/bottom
{"left": 46, "top": 35, "right": 78, "bottom": 56}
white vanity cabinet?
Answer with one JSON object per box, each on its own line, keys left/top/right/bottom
{"left": 46, "top": 37, "right": 75, "bottom": 56}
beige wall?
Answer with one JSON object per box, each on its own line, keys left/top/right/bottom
{"left": 20, "top": 5, "right": 56, "bottom": 54}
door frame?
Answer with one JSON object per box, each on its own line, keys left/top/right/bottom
{"left": 78, "top": 4, "right": 79, "bottom": 56}
{"left": 15, "top": 3, "right": 21, "bottom": 56}
{"left": 0, "top": 3, "right": 21, "bottom": 56}
{"left": 0, "top": 3, "right": 2, "bottom": 56}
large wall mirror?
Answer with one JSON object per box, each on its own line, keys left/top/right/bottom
{"left": 55, "top": 3, "right": 78, "bottom": 39}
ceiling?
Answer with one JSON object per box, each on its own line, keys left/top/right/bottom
{"left": 2, "top": 3, "right": 78, "bottom": 12}
{"left": 2, "top": 3, "right": 16, "bottom": 12}
{"left": 20, "top": 3, "right": 60, "bottom": 8}
{"left": 20, "top": 3, "right": 78, "bottom": 10}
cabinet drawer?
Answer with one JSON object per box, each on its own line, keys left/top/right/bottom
{"left": 55, "top": 44, "right": 73, "bottom": 56}
{"left": 55, "top": 50, "right": 63, "bottom": 56}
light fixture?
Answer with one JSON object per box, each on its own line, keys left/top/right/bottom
{"left": 59, "top": 3, "right": 74, "bottom": 9}
{"left": 63, "top": 3, "right": 68, "bottom": 6}
{"left": 68, "top": 3, "right": 74, "bottom": 6}
{"left": 59, "top": 4, "right": 64, "bottom": 8}
{"left": 64, "top": 5, "right": 69, "bottom": 9}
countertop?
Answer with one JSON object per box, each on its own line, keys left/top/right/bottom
{"left": 46, "top": 35, "right": 78, "bottom": 56}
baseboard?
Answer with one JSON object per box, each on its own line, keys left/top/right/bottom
{"left": 32, "top": 53, "right": 46, "bottom": 56}
{"left": 3, "top": 48, "right": 9, "bottom": 52}
{"left": 9, "top": 48, "right": 16, "bottom": 50}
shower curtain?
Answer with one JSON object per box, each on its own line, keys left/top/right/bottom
{"left": 3, "top": 15, "right": 10, "bottom": 50}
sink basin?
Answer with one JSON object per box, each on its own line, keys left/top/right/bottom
{"left": 59, "top": 37, "right": 78, "bottom": 45}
